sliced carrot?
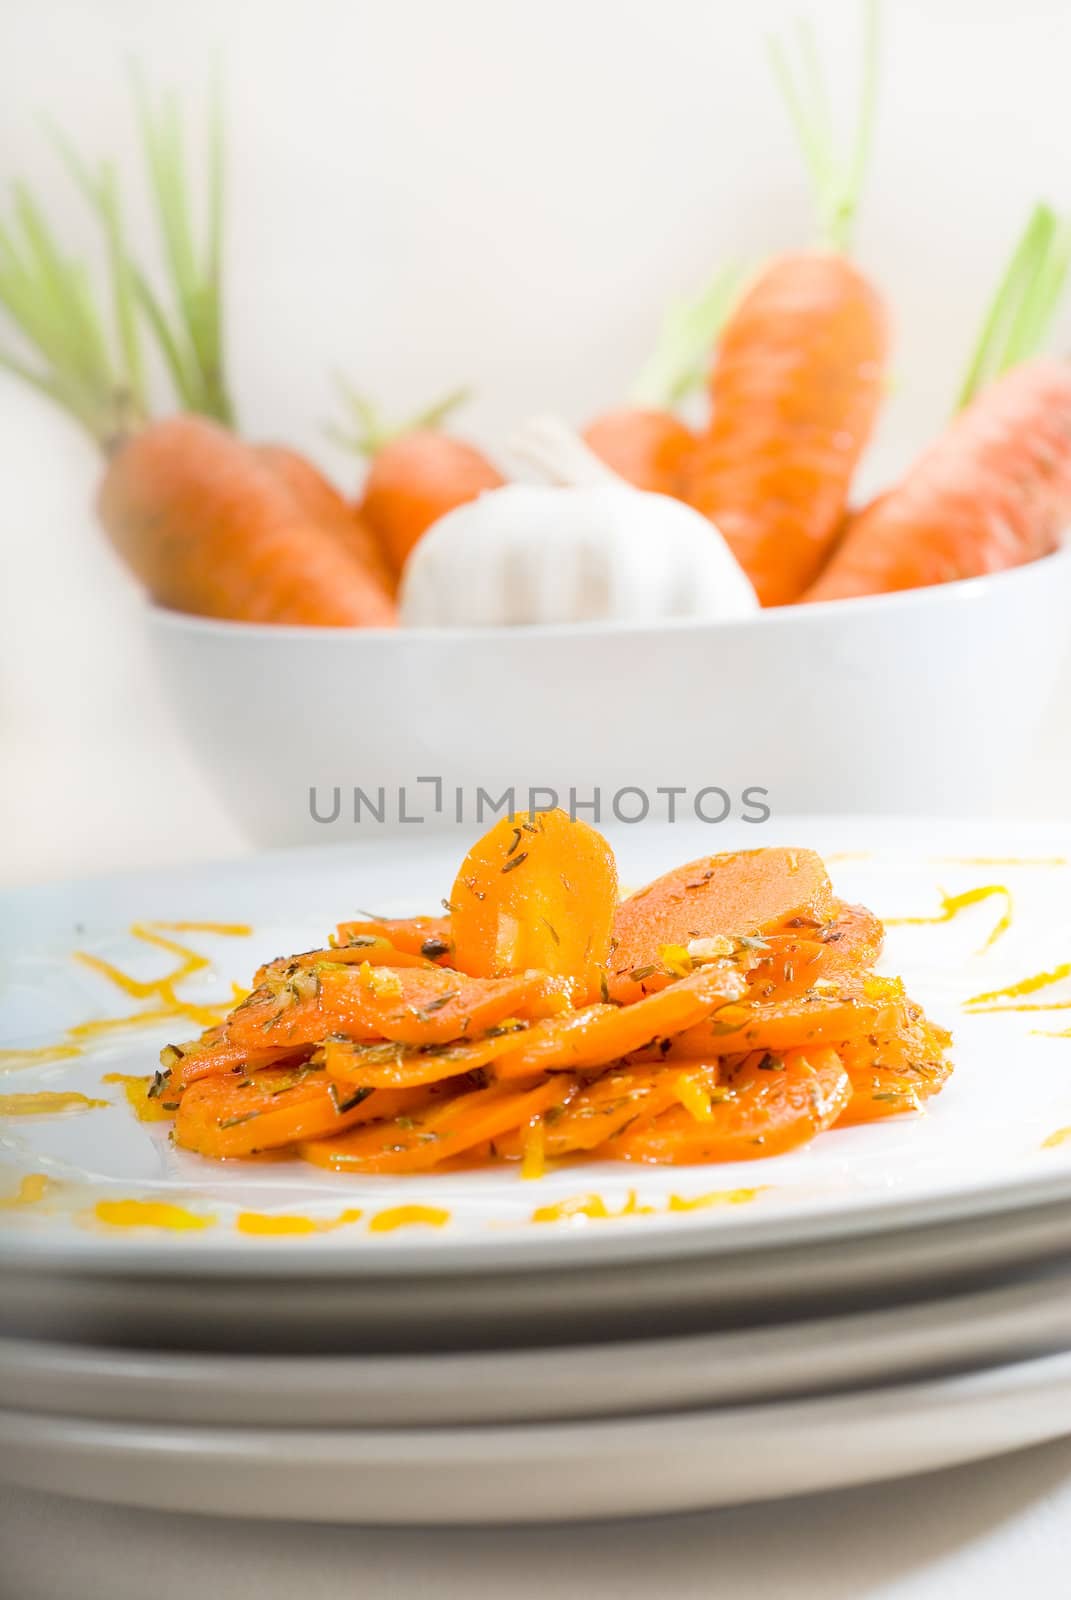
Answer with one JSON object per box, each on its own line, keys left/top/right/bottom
{"left": 254, "top": 939, "right": 433, "bottom": 987}
{"left": 604, "top": 1047, "right": 852, "bottom": 1163}
{"left": 642, "top": 976, "right": 910, "bottom": 1061}
{"left": 161, "top": 1028, "right": 310, "bottom": 1090}
{"left": 334, "top": 916, "right": 454, "bottom": 964}
{"left": 494, "top": 963, "right": 747, "bottom": 1080}
{"left": 299, "top": 1075, "right": 575, "bottom": 1174}
{"left": 226, "top": 963, "right": 571, "bottom": 1053}
{"left": 321, "top": 1023, "right": 531, "bottom": 1090}
{"left": 835, "top": 1014, "right": 953, "bottom": 1127}
{"left": 609, "top": 847, "right": 834, "bottom": 1002}
{"left": 817, "top": 900, "right": 885, "bottom": 974}
{"left": 543, "top": 1063, "right": 722, "bottom": 1157}
{"left": 450, "top": 809, "right": 618, "bottom": 1003}
{"left": 173, "top": 1067, "right": 375, "bottom": 1159}
{"left": 745, "top": 934, "right": 828, "bottom": 1000}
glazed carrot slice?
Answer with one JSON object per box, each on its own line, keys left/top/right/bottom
{"left": 494, "top": 963, "right": 747, "bottom": 1080}
{"left": 173, "top": 1067, "right": 375, "bottom": 1159}
{"left": 254, "top": 939, "right": 433, "bottom": 986}
{"left": 643, "top": 977, "right": 909, "bottom": 1062}
{"left": 817, "top": 901, "right": 885, "bottom": 975}
{"left": 609, "top": 848, "right": 834, "bottom": 1002}
{"left": 299, "top": 1075, "right": 576, "bottom": 1174}
{"left": 604, "top": 1047, "right": 852, "bottom": 1163}
{"left": 226, "top": 963, "right": 571, "bottom": 1053}
{"left": 745, "top": 934, "right": 828, "bottom": 1001}
{"left": 835, "top": 1014, "right": 953, "bottom": 1127}
{"left": 543, "top": 1063, "right": 722, "bottom": 1156}
{"left": 450, "top": 809, "right": 618, "bottom": 1003}
{"left": 334, "top": 916, "right": 454, "bottom": 964}
{"left": 160, "top": 1029, "right": 310, "bottom": 1091}
{"left": 322, "top": 1023, "right": 532, "bottom": 1090}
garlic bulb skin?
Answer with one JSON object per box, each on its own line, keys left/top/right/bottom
{"left": 398, "top": 420, "right": 759, "bottom": 628}
{"left": 399, "top": 485, "right": 757, "bottom": 627}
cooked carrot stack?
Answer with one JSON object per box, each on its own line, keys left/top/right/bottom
{"left": 154, "top": 811, "right": 951, "bottom": 1173}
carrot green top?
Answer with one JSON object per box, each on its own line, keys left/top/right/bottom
{"left": 767, "top": 0, "right": 880, "bottom": 254}
{"left": 0, "top": 75, "right": 234, "bottom": 448}
{"left": 956, "top": 201, "right": 1071, "bottom": 410}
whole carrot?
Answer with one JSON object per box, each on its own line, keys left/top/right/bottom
{"left": 682, "top": 4, "right": 888, "bottom": 605}
{"left": 582, "top": 265, "right": 742, "bottom": 495}
{"left": 808, "top": 204, "right": 1071, "bottom": 601}
{"left": 360, "top": 431, "right": 504, "bottom": 579}
{"left": 332, "top": 385, "right": 504, "bottom": 578}
{"left": 256, "top": 443, "right": 396, "bottom": 601}
{"left": 100, "top": 416, "right": 398, "bottom": 625}
{"left": 805, "top": 359, "right": 1071, "bottom": 600}
{"left": 581, "top": 409, "right": 696, "bottom": 496}
{"left": 684, "top": 253, "right": 888, "bottom": 604}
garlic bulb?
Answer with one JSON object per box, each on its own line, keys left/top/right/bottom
{"left": 398, "top": 417, "right": 759, "bottom": 628}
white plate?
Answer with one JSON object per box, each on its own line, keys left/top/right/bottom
{"left": 4, "top": 1263, "right": 1071, "bottom": 1426}
{"left": 5, "top": 817, "right": 1071, "bottom": 1281}
{"left": 5, "top": 1347, "right": 1071, "bottom": 1523}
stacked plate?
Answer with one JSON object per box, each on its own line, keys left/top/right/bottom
{"left": 5, "top": 818, "right": 1071, "bottom": 1523}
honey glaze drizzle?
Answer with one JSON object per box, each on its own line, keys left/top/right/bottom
{"left": 966, "top": 962, "right": 1071, "bottom": 1014}
{"left": 885, "top": 885, "right": 1012, "bottom": 954}
{"left": 0, "top": 1091, "right": 108, "bottom": 1116}
{"left": 530, "top": 1187, "right": 765, "bottom": 1224}
{"left": 0, "top": 1173, "right": 56, "bottom": 1208}
{"left": 367, "top": 1205, "right": 451, "bottom": 1233}
{"left": 88, "top": 1199, "right": 216, "bottom": 1232}
{"left": 236, "top": 1208, "right": 364, "bottom": 1236}
{"left": 0, "top": 922, "right": 252, "bottom": 1073}
{"left": 102, "top": 1073, "right": 176, "bottom": 1122}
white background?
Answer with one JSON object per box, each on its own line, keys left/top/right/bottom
{"left": 4, "top": 0, "right": 1071, "bottom": 884}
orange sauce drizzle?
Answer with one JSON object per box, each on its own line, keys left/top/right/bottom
{"left": 0, "top": 1173, "right": 55, "bottom": 1208}
{"left": 520, "top": 1117, "right": 546, "bottom": 1180}
{"left": 102, "top": 1073, "right": 175, "bottom": 1123}
{"left": 0, "top": 1091, "right": 108, "bottom": 1116}
{"left": 885, "top": 885, "right": 1012, "bottom": 954}
{"left": 236, "top": 1208, "right": 364, "bottom": 1237}
{"left": 367, "top": 1204, "right": 451, "bottom": 1233}
{"left": 966, "top": 962, "right": 1071, "bottom": 1014}
{"left": 89, "top": 1198, "right": 216, "bottom": 1232}
{"left": 0, "top": 922, "right": 251, "bottom": 1073}
{"left": 530, "top": 1187, "right": 764, "bottom": 1224}
{"left": 1043, "top": 1127, "right": 1071, "bottom": 1150}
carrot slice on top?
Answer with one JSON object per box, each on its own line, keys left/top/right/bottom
{"left": 173, "top": 1066, "right": 375, "bottom": 1159}
{"left": 605, "top": 1047, "right": 852, "bottom": 1164}
{"left": 225, "top": 963, "right": 571, "bottom": 1053}
{"left": 609, "top": 848, "right": 834, "bottom": 1003}
{"left": 817, "top": 901, "right": 885, "bottom": 975}
{"left": 450, "top": 809, "right": 619, "bottom": 1004}
{"left": 334, "top": 916, "right": 454, "bottom": 964}
{"left": 744, "top": 934, "right": 829, "bottom": 1001}
{"left": 299, "top": 1075, "right": 575, "bottom": 1175}
{"left": 494, "top": 962, "right": 747, "bottom": 1080}
{"left": 160, "top": 1030, "right": 309, "bottom": 1091}
{"left": 321, "top": 1024, "right": 532, "bottom": 1091}
{"left": 253, "top": 939, "right": 433, "bottom": 987}
{"left": 641, "top": 976, "right": 910, "bottom": 1063}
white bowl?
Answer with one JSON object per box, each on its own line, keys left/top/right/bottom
{"left": 146, "top": 550, "right": 1071, "bottom": 848}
